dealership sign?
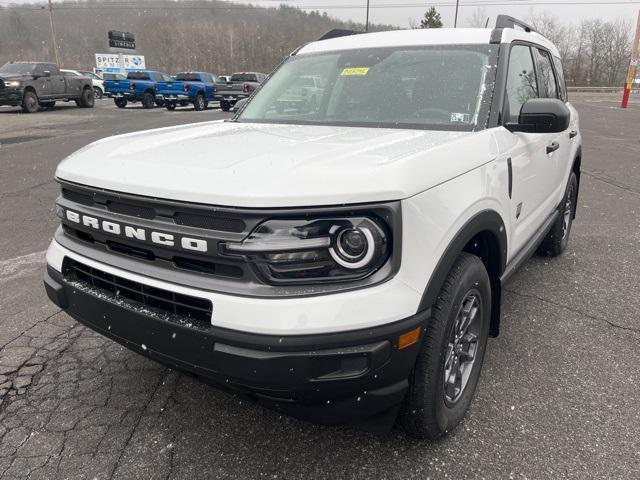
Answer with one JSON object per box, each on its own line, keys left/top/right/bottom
{"left": 108, "top": 30, "right": 136, "bottom": 50}
{"left": 95, "top": 54, "right": 146, "bottom": 71}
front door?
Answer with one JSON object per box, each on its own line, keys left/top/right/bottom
{"left": 502, "top": 44, "right": 560, "bottom": 256}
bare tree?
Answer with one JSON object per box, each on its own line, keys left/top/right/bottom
{"left": 466, "top": 8, "right": 489, "bottom": 28}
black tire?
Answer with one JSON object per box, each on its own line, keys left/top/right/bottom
{"left": 220, "top": 100, "right": 230, "bottom": 112}
{"left": 400, "top": 253, "right": 491, "bottom": 440}
{"left": 166, "top": 102, "right": 176, "bottom": 111}
{"left": 142, "top": 92, "right": 155, "bottom": 109}
{"left": 93, "top": 87, "right": 103, "bottom": 99}
{"left": 77, "top": 88, "right": 95, "bottom": 108}
{"left": 114, "top": 98, "right": 127, "bottom": 109}
{"left": 537, "top": 171, "right": 578, "bottom": 257}
{"left": 21, "top": 90, "right": 39, "bottom": 113}
{"left": 194, "top": 93, "right": 205, "bottom": 111}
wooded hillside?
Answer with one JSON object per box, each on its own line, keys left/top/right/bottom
{"left": 0, "top": 0, "right": 394, "bottom": 74}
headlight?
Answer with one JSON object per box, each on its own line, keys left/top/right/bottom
{"left": 5, "top": 81, "right": 21, "bottom": 88}
{"left": 223, "top": 216, "right": 392, "bottom": 285}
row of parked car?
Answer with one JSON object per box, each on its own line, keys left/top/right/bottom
{"left": 103, "top": 70, "right": 267, "bottom": 111}
{"left": 0, "top": 61, "right": 268, "bottom": 113}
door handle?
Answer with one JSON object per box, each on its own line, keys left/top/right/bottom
{"left": 569, "top": 130, "right": 578, "bottom": 139}
{"left": 546, "top": 141, "right": 560, "bottom": 154}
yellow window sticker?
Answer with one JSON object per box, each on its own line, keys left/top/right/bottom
{"left": 341, "top": 67, "right": 370, "bottom": 76}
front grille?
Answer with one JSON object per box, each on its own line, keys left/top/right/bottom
{"left": 107, "top": 200, "right": 155, "bottom": 219}
{"left": 174, "top": 212, "right": 245, "bottom": 233}
{"left": 62, "top": 224, "right": 244, "bottom": 279}
{"left": 60, "top": 186, "right": 248, "bottom": 233}
{"left": 63, "top": 258, "right": 212, "bottom": 325}
{"left": 62, "top": 188, "right": 93, "bottom": 206}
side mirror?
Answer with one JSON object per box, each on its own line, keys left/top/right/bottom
{"left": 506, "top": 98, "right": 570, "bottom": 133}
{"left": 231, "top": 98, "right": 248, "bottom": 112}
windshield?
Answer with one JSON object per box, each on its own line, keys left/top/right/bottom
{"left": 238, "top": 45, "right": 493, "bottom": 131}
{"left": 231, "top": 73, "right": 257, "bottom": 82}
{"left": 0, "top": 63, "right": 36, "bottom": 75}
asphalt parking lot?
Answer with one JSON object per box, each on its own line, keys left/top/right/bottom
{"left": 0, "top": 94, "right": 638, "bottom": 479}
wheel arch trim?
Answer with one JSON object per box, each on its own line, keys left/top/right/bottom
{"left": 417, "top": 209, "right": 507, "bottom": 336}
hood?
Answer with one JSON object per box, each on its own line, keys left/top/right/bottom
{"left": 56, "top": 121, "right": 498, "bottom": 208}
{"left": 0, "top": 74, "right": 32, "bottom": 81}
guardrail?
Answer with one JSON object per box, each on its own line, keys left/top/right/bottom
{"left": 568, "top": 86, "right": 624, "bottom": 93}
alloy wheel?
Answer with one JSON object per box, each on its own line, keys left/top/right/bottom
{"left": 561, "top": 183, "right": 574, "bottom": 239}
{"left": 443, "top": 292, "right": 482, "bottom": 406}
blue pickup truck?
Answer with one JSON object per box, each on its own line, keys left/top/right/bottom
{"left": 155, "top": 72, "right": 218, "bottom": 110}
{"left": 104, "top": 70, "right": 172, "bottom": 109}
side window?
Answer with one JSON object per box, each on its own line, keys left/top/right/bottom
{"left": 504, "top": 45, "right": 538, "bottom": 123}
{"left": 533, "top": 48, "right": 558, "bottom": 99}
{"left": 33, "top": 64, "right": 45, "bottom": 77}
{"left": 48, "top": 65, "right": 61, "bottom": 76}
{"left": 552, "top": 56, "right": 567, "bottom": 102}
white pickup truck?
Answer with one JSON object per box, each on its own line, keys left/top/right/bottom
{"left": 45, "top": 16, "right": 581, "bottom": 439}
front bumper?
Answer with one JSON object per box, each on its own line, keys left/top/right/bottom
{"left": 0, "top": 89, "right": 23, "bottom": 106}
{"left": 44, "top": 252, "right": 427, "bottom": 426}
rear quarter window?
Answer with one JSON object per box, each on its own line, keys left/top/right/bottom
{"left": 127, "top": 72, "right": 151, "bottom": 80}
{"left": 176, "top": 73, "right": 201, "bottom": 81}
{"left": 231, "top": 73, "right": 258, "bottom": 82}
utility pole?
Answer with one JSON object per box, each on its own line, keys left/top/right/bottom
{"left": 621, "top": 10, "right": 640, "bottom": 108}
{"left": 365, "top": 0, "right": 370, "bottom": 32}
{"left": 454, "top": 0, "right": 460, "bottom": 28}
{"left": 47, "top": 0, "right": 61, "bottom": 67}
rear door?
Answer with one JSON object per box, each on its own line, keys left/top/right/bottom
{"left": 502, "top": 44, "right": 560, "bottom": 255}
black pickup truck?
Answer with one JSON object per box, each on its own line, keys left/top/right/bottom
{"left": 0, "top": 62, "right": 94, "bottom": 113}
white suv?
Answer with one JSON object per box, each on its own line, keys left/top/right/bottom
{"left": 44, "top": 16, "right": 581, "bottom": 439}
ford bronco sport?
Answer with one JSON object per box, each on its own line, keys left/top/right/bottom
{"left": 44, "top": 16, "right": 581, "bottom": 439}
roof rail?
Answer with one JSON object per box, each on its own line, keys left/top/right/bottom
{"left": 495, "top": 15, "right": 537, "bottom": 34}
{"left": 317, "top": 29, "right": 361, "bottom": 41}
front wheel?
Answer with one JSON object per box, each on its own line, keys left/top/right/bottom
{"left": 93, "top": 87, "right": 103, "bottom": 99}
{"left": 537, "top": 171, "right": 578, "bottom": 257}
{"left": 166, "top": 102, "right": 176, "bottom": 111}
{"left": 114, "top": 97, "right": 127, "bottom": 108}
{"left": 77, "top": 88, "right": 95, "bottom": 108}
{"left": 400, "top": 253, "right": 490, "bottom": 440}
{"left": 21, "top": 90, "right": 39, "bottom": 113}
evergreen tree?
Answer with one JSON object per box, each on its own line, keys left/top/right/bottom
{"left": 420, "top": 7, "right": 443, "bottom": 28}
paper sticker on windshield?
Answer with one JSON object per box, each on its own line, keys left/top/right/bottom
{"left": 341, "top": 67, "right": 370, "bottom": 76}
{"left": 450, "top": 112, "right": 471, "bottom": 123}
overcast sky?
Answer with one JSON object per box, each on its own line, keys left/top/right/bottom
{"left": 225, "top": 0, "right": 640, "bottom": 29}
